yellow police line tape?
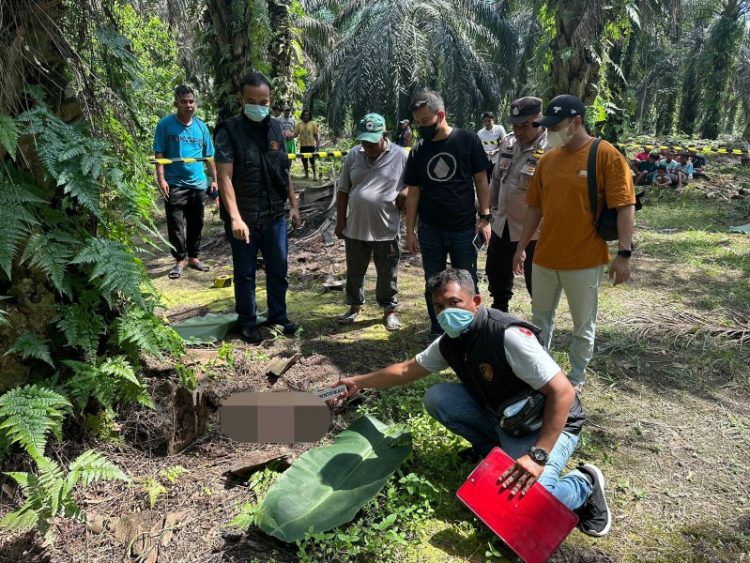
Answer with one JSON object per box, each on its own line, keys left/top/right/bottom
{"left": 151, "top": 152, "right": 351, "bottom": 165}
{"left": 150, "top": 145, "right": 541, "bottom": 165}
{"left": 618, "top": 143, "right": 749, "bottom": 155}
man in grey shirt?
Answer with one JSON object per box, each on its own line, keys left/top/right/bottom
{"left": 335, "top": 113, "right": 408, "bottom": 330}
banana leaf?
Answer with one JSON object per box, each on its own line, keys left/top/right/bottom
{"left": 255, "top": 414, "right": 412, "bottom": 542}
{"left": 170, "top": 311, "right": 266, "bottom": 343}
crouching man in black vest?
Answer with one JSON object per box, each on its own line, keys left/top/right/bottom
{"left": 334, "top": 268, "right": 611, "bottom": 537}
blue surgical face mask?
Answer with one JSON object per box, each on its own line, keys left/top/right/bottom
{"left": 243, "top": 104, "right": 269, "bottom": 122}
{"left": 437, "top": 308, "right": 475, "bottom": 338}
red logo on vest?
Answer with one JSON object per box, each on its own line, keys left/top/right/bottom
{"left": 270, "top": 140, "right": 281, "bottom": 151}
{"left": 479, "top": 363, "right": 494, "bottom": 382}
{"left": 518, "top": 327, "right": 534, "bottom": 338}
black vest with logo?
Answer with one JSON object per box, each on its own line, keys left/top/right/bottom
{"left": 218, "top": 115, "right": 289, "bottom": 226}
{"left": 438, "top": 306, "right": 585, "bottom": 435}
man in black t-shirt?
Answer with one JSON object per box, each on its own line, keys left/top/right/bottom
{"left": 404, "top": 90, "right": 492, "bottom": 339}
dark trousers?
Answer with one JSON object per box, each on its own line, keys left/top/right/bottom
{"left": 344, "top": 238, "right": 399, "bottom": 310}
{"left": 164, "top": 186, "right": 206, "bottom": 261}
{"left": 225, "top": 216, "right": 289, "bottom": 331}
{"left": 418, "top": 220, "right": 478, "bottom": 334}
{"left": 485, "top": 222, "right": 535, "bottom": 312}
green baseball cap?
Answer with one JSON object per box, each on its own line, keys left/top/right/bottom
{"left": 356, "top": 113, "right": 386, "bottom": 143}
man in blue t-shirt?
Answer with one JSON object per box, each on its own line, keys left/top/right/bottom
{"left": 404, "top": 89, "right": 492, "bottom": 340}
{"left": 153, "top": 85, "right": 217, "bottom": 279}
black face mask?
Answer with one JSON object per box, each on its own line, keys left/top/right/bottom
{"left": 418, "top": 119, "right": 440, "bottom": 141}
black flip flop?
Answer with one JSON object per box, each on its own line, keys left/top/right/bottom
{"left": 188, "top": 260, "right": 210, "bottom": 272}
{"left": 168, "top": 264, "right": 183, "bottom": 279}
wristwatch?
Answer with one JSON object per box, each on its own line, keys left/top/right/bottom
{"left": 478, "top": 213, "right": 492, "bottom": 222}
{"left": 617, "top": 249, "right": 633, "bottom": 258}
{"left": 528, "top": 446, "right": 549, "bottom": 466}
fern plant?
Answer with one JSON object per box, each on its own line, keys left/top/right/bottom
{"left": 0, "top": 450, "right": 129, "bottom": 543}
{"left": 63, "top": 356, "right": 154, "bottom": 412}
{"left": 0, "top": 385, "right": 71, "bottom": 459}
{"left": 5, "top": 333, "right": 54, "bottom": 368}
{"left": 114, "top": 305, "right": 184, "bottom": 359}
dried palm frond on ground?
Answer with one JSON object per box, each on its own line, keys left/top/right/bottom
{"left": 618, "top": 309, "right": 750, "bottom": 346}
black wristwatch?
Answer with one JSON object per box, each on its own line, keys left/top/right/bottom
{"left": 528, "top": 446, "right": 549, "bottom": 466}
{"left": 617, "top": 249, "right": 633, "bottom": 259}
{"left": 478, "top": 213, "right": 492, "bottom": 222}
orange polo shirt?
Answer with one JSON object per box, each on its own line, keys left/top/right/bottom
{"left": 526, "top": 139, "right": 635, "bottom": 270}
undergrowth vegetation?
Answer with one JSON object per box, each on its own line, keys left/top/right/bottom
{"left": 0, "top": 2, "right": 184, "bottom": 545}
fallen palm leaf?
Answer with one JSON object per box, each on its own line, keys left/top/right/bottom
{"left": 620, "top": 310, "right": 750, "bottom": 345}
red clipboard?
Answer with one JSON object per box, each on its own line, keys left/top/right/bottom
{"left": 456, "top": 447, "right": 579, "bottom": 563}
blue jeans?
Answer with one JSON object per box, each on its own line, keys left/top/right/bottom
{"left": 225, "top": 216, "right": 290, "bottom": 331}
{"left": 423, "top": 382, "right": 591, "bottom": 510}
{"left": 418, "top": 220, "right": 478, "bottom": 334}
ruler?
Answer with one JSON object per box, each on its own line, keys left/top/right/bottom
{"left": 314, "top": 385, "right": 348, "bottom": 401}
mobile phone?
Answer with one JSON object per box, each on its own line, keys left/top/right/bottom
{"left": 472, "top": 232, "right": 486, "bottom": 251}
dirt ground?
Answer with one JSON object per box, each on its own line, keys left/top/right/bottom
{"left": 2, "top": 165, "right": 750, "bottom": 562}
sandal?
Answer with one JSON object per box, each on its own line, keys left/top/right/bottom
{"left": 168, "top": 264, "right": 184, "bottom": 279}
{"left": 188, "top": 260, "right": 210, "bottom": 272}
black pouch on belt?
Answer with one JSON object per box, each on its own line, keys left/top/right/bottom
{"left": 497, "top": 389, "right": 546, "bottom": 437}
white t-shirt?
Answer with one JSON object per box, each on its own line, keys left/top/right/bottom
{"left": 477, "top": 124, "right": 507, "bottom": 163}
{"left": 415, "top": 325, "right": 561, "bottom": 390}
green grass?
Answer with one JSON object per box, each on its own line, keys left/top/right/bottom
{"left": 151, "top": 167, "right": 750, "bottom": 561}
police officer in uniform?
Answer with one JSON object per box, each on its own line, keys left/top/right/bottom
{"left": 486, "top": 97, "right": 547, "bottom": 312}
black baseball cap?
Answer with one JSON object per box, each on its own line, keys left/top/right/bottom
{"left": 534, "top": 95, "right": 586, "bottom": 128}
{"left": 509, "top": 96, "right": 543, "bottom": 124}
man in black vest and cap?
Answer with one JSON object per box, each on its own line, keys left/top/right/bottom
{"left": 215, "top": 72, "right": 301, "bottom": 344}
{"left": 334, "top": 268, "right": 611, "bottom": 537}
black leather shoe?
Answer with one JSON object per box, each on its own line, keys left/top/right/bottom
{"left": 259, "top": 319, "right": 299, "bottom": 336}
{"left": 279, "top": 321, "right": 299, "bottom": 336}
{"left": 239, "top": 327, "right": 263, "bottom": 345}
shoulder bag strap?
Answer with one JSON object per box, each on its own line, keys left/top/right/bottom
{"left": 587, "top": 138, "right": 602, "bottom": 224}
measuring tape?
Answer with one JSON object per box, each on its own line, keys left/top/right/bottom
{"left": 314, "top": 385, "right": 347, "bottom": 401}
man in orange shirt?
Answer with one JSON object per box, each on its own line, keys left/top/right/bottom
{"left": 512, "top": 95, "right": 635, "bottom": 388}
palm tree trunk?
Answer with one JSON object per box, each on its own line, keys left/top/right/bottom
{"left": 679, "top": 39, "right": 702, "bottom": 135}
{"left": 267, "top": 0, "right": 294, "bottom": 106}
{"left": 548, "top": 0, "right": 603, "bottom": 104}
{"left": 204, "top": 0, "right": 257, "bottom": 121}
{"left": 700, "top": 0, "right": 744, "bottom": 138}
{"left": 0, "top": 0, "right": 78, "bottom": 391}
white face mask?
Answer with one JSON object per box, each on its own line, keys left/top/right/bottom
{"left": 546, "top": 119, "right": 575, "bottom": 149}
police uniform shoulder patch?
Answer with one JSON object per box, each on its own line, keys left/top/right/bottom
{"left": 479, "top": 363, "right": 494, "bottom": 382}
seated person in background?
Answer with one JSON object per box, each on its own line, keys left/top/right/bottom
{"left": 630, "top": 146, "right": 651, "bottom": 174}
{"left": 635, "top": 153, "right": 659, "bottom": 185}
{"left": 674, "top": 153, "right": 693, "bottom": 189}
{"left": 333, "top": 268, "right": 611, "bottom": 537}
{"left": 653, "top": 164, "right": 673, "bottom": 187}
{"left": 662, "top": 151, "right": 679, "bottom": 173}
{"left": 688, "top": 150, "right": 708, "bottom": 178}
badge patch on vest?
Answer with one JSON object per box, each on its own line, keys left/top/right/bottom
{"left": 270, "top": 140, "right": 281, "bottom": 151}
{"left": 479, "top": 363, "right": 494, "bottom": 382}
